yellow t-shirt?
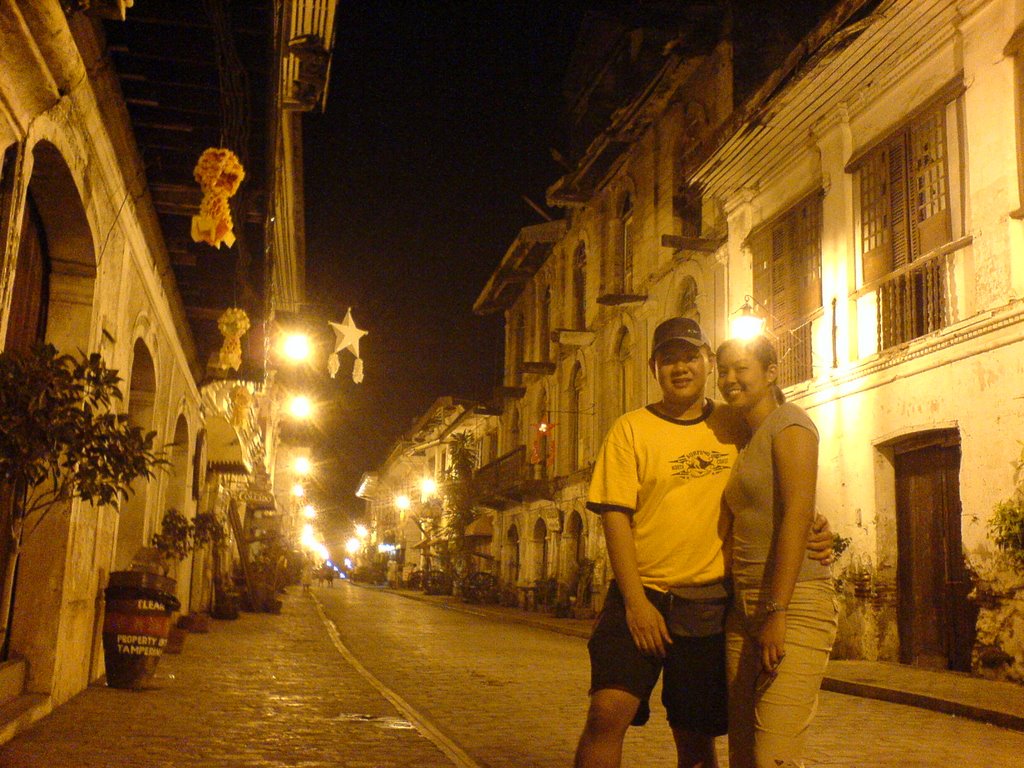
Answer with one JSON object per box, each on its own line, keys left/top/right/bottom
{"left": 587, "top": 401, "right": 745, "bottom": 592}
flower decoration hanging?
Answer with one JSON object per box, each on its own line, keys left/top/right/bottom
{"left": 217, "top": 307, "right": 250, "bottom": 372}
{"left": 191, "top": 148, "right": 245, "bottom": 249}
{"left": 230, "top": 384, "right": 253, "bottom": 428}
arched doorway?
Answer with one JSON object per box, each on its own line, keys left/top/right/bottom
{"left": 503, "top": 524, "right": 520, "bottom": 585}
{"left": 165, "top": 414, "right": 192, "bottom": 610}
{"left": 2, "top": 193, "right": 49, "bottom": 352}
{"left": 114, "top": 339, "right": 157, "bottom": 571}
{"left": 564, "top": 510, "right": 584, "bottom": 580}
{"left": 531, "top": 517, "right": 548, "bottom": 581}
{"left": 6, "top": 140, "right": 99, "bottom": 695}
{"left": 563, "top": 510, "right": 592, "bottom": 614}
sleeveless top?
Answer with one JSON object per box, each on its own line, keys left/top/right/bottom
{"left": 722, "top": 402, "right": 828, "bottom": 590}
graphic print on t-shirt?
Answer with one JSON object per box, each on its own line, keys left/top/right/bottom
{"left": 669, "top": 450, "right": 731, "bottom": 480}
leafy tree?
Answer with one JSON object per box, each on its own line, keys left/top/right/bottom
{"left": 439, "top": 432, "right": 480, "bottom": 590}
{"left": 193, "top": 511, "right": 226, "bottom": 548}
{"left": 0, "top": 345, "right": 163, "bottom": 652}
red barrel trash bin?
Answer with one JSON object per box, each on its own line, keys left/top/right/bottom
{"left": 102, "top": 570, "right": 180, "bottom": 689}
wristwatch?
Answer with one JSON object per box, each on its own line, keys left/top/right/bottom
{"left": 765, "top": 599, "right": 788, "bottom": 614}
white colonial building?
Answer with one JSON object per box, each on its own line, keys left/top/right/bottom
{"left": 691, "top": 0, "right": 1024, "bottom": 677}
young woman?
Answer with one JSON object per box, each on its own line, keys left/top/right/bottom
{"left": 715, "top": 336, "right": 838, "bottom": 768}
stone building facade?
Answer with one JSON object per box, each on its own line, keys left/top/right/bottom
{"left": 0, "top": 0, "right": 335, "bottom": 720}
{"left": 0, "top": 1, "right": 206, "bottom": 708}
{"left": 469, "top": 0, "right": 1024, "bottom": 680}
{"left": 358, "top": 397, "right": 499, "bottom": 586}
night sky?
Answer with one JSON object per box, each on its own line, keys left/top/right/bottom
{"left": 303, "top": 1, "right": 610, "bottom": 525}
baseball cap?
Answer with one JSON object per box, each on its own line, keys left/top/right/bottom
{"left": 651, "top": 317, "right": 710, "bottom": 356}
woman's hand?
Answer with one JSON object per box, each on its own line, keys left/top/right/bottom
{"left": 759, "top": 611, "right": 787, "bottom": 674}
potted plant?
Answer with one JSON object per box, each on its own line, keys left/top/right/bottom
{"left": 150, "top": 508, "right": 195, "bottom": 653}
{"left": 0, "top": 345, "right": 163, "bottom": 658}
{"left": 182, "top": 511, "right": 226, "bottom": 630}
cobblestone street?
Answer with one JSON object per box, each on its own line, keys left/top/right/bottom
{"left": 1, "top": 584, "right": 1023, "bottom": 767}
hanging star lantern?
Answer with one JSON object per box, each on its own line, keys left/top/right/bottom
{"left": 328, "top": 308, "right": 367, "bottom": 383}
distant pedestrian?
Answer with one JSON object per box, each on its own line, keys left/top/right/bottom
{"left": 716, "top": 336, "right": 838, "bottom": 768}
{"left": 301, "top": 561, "right": 313, "bottom": 593}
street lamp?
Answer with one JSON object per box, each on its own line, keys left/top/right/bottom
{"left": 355, "top": 524, "right": 369, "bottom": 539}
{"left": 394, "top": 494, "right": 411, "bottom": 511}
{"left": 287, "top": 394, "right": 313, "bottom": 420}
{"left": 280, "top": 332, "right": 313, "bottom": 363}
{"left": 345, "top": 537, "right": 361, "bottom": 556}
{"left": 420, "top": 476, "right": 437, "bottom": 499}
{"left": 730, "top": 296, "right": 767, "bottom": 340}
{"left": 291, "top": 482, "right": 305, "bottom": 498}
{"left": 293, "top": 456, "right": 312, "bottom": 475}
{"left": 302, "top": 503, "right": 316, "bottom": 519}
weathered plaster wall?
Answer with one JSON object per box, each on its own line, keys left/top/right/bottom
{"left": 0, "top": 3, "right": 200, "bottom": 705}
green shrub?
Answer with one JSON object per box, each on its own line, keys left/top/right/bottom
{"left": 989, "top": 496, "right": 1024, "bottom": 573}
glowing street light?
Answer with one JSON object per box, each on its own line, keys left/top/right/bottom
{"left": 291, "top": 482, "right": 305, "bottom": 498}
{"left": 293, "top": 456, "right": 312, "bottom": 475}
{"left": 345, "top": 537, "right": 361, "bottom": 556}
{"left": 281, "top": 332, "right": 313, "bottom": 363}
{"left": 394, "top": 494, "right": 411, "bottom": 511}
{"left": 302, "top": 504, "right": 316, "bottom": 519}
{"left": 420, "top": 477, "right": 437, "bottom": 498}
{"left": 287, "top": 394, "right": 313, "bottom": 420}
{"left": 730, "top": 296, "right": 767, "bottom": 340}
{"left": 354, "top": 524, "right": 369, "bottom": 539}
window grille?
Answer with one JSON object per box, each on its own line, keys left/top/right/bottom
{"left": 856, "top": 102, "right": 952, "bottom": 348}
{"left": 748, "top": 193, "right": 823, "bottom": 386}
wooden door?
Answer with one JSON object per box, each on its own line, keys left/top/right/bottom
{"left": 3, "top": 196, "right": 49, "bottom": 351}
{"left": 0, "top": 194, "right": 49, "bottom": 659}
{"left": 895, "top": 435, "right": 975, "bottom": 670}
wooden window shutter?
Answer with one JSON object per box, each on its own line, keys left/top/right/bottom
{"left": 887, "top": 133, "right": 911, "bottom": 270}
{"left": 795, "top": 195, "right": 822, "bottom": 316}
{"left": 4, "top": 196, "right": 50, "bottom": 352}
{"left": 859, "top": 145, "right": 893, "bottom": 283}
{"left": 909, "top": 106, "right": 951, "bottom": 257}
{"left": 770, "top": 223, "right": 796, "bottom": 328}
{"left": 749, "top": 226, "right": 772, "bottom": 313}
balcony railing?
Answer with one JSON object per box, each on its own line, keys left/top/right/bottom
{"left": 876, "top": 256, "right": 948, "bottom": 350}
{"left": 472, "top": 445, "right": 552, "bottom": 507}
{"left": 854, "top": 236, "right": 969, "bottom": 356}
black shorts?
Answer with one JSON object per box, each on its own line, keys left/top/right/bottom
{"left": 587, "top": 582, "right": 727, "bottom": 736}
